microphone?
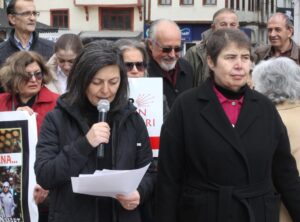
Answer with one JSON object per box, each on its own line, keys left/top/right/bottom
{"left": 97, "top": 99, "right": 110, "bottom": 158}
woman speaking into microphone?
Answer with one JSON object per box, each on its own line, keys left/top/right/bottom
{"left": 34, "top": 40, "right": 155, "bottom": 222}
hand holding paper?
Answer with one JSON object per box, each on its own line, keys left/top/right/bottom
{"left": 71, "top": 163, "right": 150, "bottom": 198}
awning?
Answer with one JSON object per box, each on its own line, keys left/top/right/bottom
{"left": 78, "top": 30, "right": 143, "bottom": 42}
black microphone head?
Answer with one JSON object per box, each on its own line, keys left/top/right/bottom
{"left": 97, "top": 99, "right": 110, "bottom": 112}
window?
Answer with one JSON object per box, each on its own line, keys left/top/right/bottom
{"left": 248, "top": 0, "right": 254, "bottom": 11}
{"left": 271, "top": 0, "right": 274, "bottom": 13}
{"left": 242, "top": 0, "right": 245, "bottom": 10}
{"left": 230, "top": 0, "right": 234, "bottom": 9}
{"left": 236, "top": 0, "right": 240, "bottom": 10}
{"left": 51, "top": 10, "right": 69, "bottom": 29}
{"left": 159, "top": 0, "right": 171, "bottom": 5}
{"left": 101, "top": 8, "right": 133, "bottom": 30}
{"left": 203, "top": 0, "right": 216, "bottom": 5}
{"left": 180, "top": 0, "right": 194, "bottom": 5}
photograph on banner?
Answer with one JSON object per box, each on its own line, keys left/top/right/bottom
{"left": 0, "top": 112, "right": 38, "bottom": 222}
{"left": 128, "top": 77, "right": 163, "bottom": 157}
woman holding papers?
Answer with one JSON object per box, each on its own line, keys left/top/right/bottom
{"left": 156, "top": 29, "right": 300, "bottom": 222}
{"left": 34, "top": 40, "right": 155, "bottom": 222}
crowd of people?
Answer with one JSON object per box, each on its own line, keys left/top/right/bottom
{"left": 0, "top": 0, "right": 300, "bottom": 222}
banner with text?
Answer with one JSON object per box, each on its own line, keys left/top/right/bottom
{"left": 129, "top": 78, "right": 163, "bottom": 157}
{"left": 0, "top": 111, "right": 38, "bottom": 222}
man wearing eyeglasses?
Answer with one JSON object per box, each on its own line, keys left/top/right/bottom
{"left": 184, "top": 8, "right": 239, "bottom": 86}
{"left": 0, "top": 0, "right": 54, "bottom": 69}
{"left": 147, "top": 19, "right": 193, "bottom": 109}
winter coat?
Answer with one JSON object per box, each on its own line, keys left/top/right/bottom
{"left": 0, "top": 30, "right": 54, "bottom": 66}
{"left": 34, "top": 97, "right": 155, "bottom": 222}
{"left": 254, "top": 40, "right": 300, "bottom": 65}
{"left": 156, "top": 79, "right": 300, "bottom": 222}
{"left": 147, "top": 57, "right": 193, "bottom": 109}
{"left": 277, "top": 102, "right": 300, "bottom": 222}
{"left": 0, "top": 86, "right": 59, "bottom": 133}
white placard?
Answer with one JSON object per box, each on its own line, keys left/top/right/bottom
{"left": 0, "top": 111, "right": 38, "bottom": 222}
{"left": 128, "top": 78, "right": 163, "bottom": 157}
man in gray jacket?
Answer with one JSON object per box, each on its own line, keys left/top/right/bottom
{"left": 254, "top": 12, "right": 300, "bottom": 65}
{"left": 184, "top": 8, "right": 239, "bottom": 86}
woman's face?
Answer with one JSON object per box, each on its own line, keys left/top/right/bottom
{"left": 86, "top": 65, "right": 121, "bottom": 106}
{"left": 208, "top": 42, "right": 251, "bottom": 92}
{"left": 19, "top": 61, "right": 43, "bottom": 102}
{"left": 56, "top": 49, "right": 77, "bottom": 76}
{"left": 123, "top": 48, "right": 145, "bottom": 78}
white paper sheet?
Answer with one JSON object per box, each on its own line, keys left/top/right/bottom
{"left": 71, "top": 163, "right": 150, "bottom": 198}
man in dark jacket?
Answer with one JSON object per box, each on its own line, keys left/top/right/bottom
{"left": 0, "top": 0, "right": 54, "bottom": 65}
{"left": 0, "top": 0, "right": 54, "bottom": 93}
{"left": 255, "top": 12, "right": 300, "bottom": 64}
{"left": 146, "top": 19, "right": 193, "bottom": 110}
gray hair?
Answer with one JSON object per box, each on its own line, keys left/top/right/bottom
{"left": 115, "top": 39, "right": 148, "bottom": 63}
{"left": 268, "top": 12, "right": 294, "bottom": 33}
{"left": 148, "top": 19, "right": 180, "bottom": 41}
{"left": 252, "top": 57, "right": 300, "bottom": 104}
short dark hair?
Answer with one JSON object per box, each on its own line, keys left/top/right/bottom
{"left": 6, "top": 0, "right": 17, "bottom": 15}
{"left": 64, "top": 40, "right": 128, "bottom": 112}
{"left": 207, "top": 28, "right": 251, "bottom": 65}
{"left": 212, "top": 8, "right": 237, "bottom": 23}
{"left": 0, "top": 51, "right": 52, "bottom": 94}
{"left": 54, "top": 33, "right": 83, "bottom": 54}
{"left": 6, "top": 0, "right": 17, "bottom": 26}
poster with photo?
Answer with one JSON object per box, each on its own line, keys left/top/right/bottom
{"left": 0, "top": 111, "right": 38, "bottom": 222}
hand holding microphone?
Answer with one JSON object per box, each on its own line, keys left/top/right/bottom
{"left": 86, "top": 99, "right": 110, "bottom": 158}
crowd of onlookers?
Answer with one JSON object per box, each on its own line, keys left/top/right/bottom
{"left": 1, "top": 0, "right": 300, "bottom": 222}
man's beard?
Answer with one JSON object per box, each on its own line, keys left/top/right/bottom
{"left": 159, "top": 57, "right": 177, "bottom": 71}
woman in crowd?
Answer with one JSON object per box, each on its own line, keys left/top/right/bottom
{"left": 34, "top": 40, "right": 155, "bottom": 222}
{"left": 115, "top": 39, "right": 148, "bottom": 78}
{"left": 252, "top": 57, "right": 300, "bottom": 222}
{"left": 0, "top": 51, "right": 59, "bottom": 220}
{"left": 156, "top": 28, "right": 300, "bottom": 222}
{"left": 0, "top": 51, "right": 59, "bottom": 133}
{"left": 46, "top": 33, "right": 83, "bottom": 94}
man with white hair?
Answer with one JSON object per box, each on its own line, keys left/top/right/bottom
{"left": 146, "top": 19, "right": 193, "bottom": 109}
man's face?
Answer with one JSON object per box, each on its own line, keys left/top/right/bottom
{"left": 267, "top": 15, "right": 293, "bottom": 50}
{"left": 149, "top": 22, "right": 182, "bottom": 71}
{"left": 212, "top": 12, "right": 239, "bottom": 31}
{"left": 8, "top": 0, "right": 37, "bottom": 34}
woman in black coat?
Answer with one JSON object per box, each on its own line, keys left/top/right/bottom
{"left": 156, "top": 29, "right": 300, "bottom": 222}
{"left": 34, "top": 40, "right": 155, "bottom": 222}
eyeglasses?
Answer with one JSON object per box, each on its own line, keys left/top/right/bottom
{"left": 153, "top": 41, "right": 182, "bottom": 53}
{"left": 13, "top": 11, "right": 40, "bottom": 17}
{"left": 23, "top": 71, "right": 43, "bottom": 82}
{"left": 125, "top": 62, "right": 146, "bottom": 72}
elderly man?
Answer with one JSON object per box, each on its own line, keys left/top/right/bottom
{"left": 147, "top": 19, "right": 193, "bottom": 109}
{"left": 255, "top": 12, "right": 300, "bottom": 64}
{"left": 0, "top": 0, "right": 54, "bottom": 66}
{"left": 184, "top": 8, "right": 239, "bottom": 86}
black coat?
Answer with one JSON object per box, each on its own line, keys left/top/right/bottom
{"left": 147, "top": 57, "right": 193, "bottom": 108}
{"left": 0, "top": 30, "right": 54, "bottom": 66}
{"left": 156, "top": 79, "right": 300, "bottom": 222}
{"left": 34, "top": 97, "right": 155, "bottom": 222}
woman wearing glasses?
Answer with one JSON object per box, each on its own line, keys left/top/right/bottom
{"left": 46, "top": 34, "right": 83, "bottom": 94}
{"left": 0, "top": 51, "right": 59, "bottom": 133}
{"left": 115, "top": 39, "right": 148, "bottom": 78}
